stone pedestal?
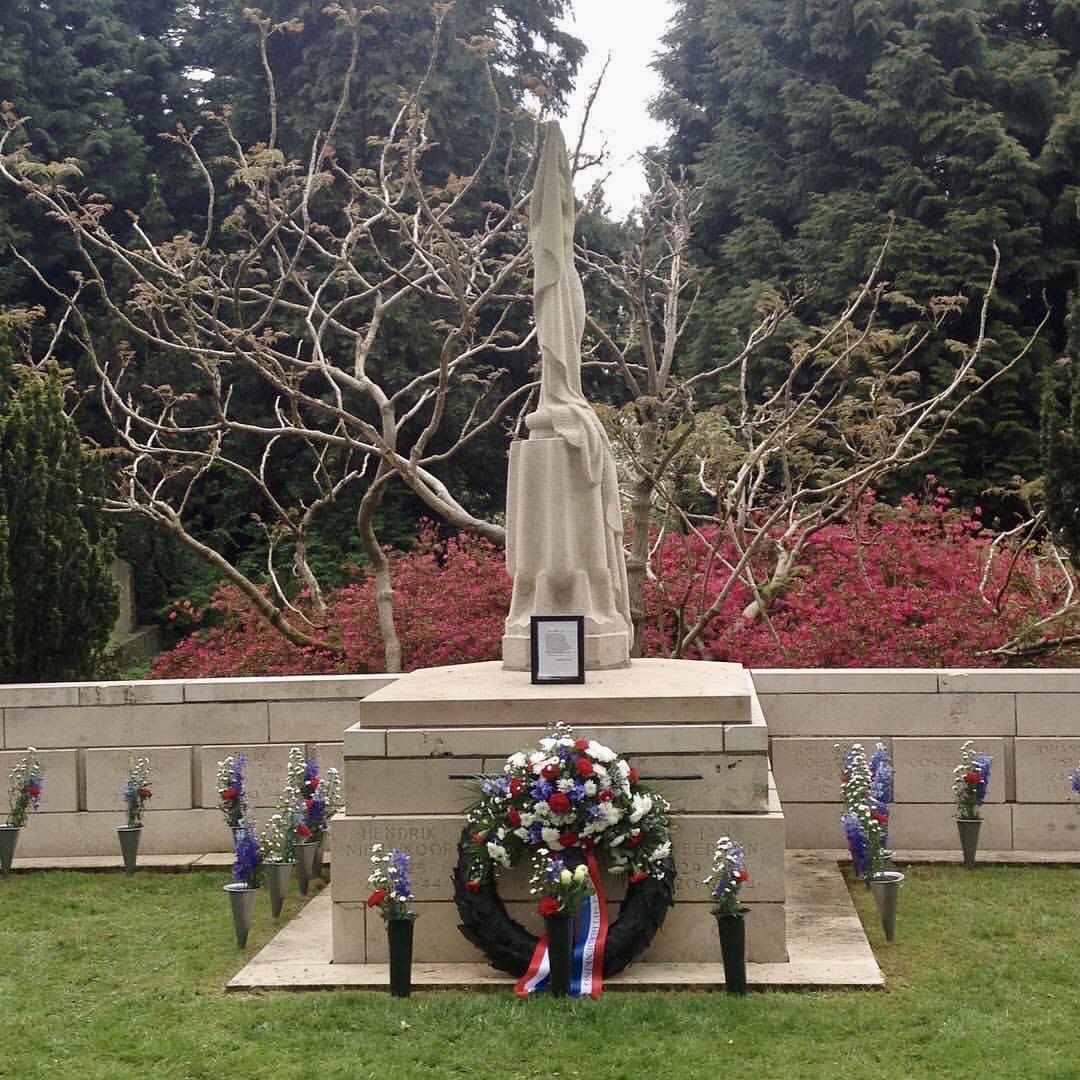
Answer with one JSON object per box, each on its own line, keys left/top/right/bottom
{"left": 330, "top": 659, "right": 787, "bottom": 967}
{"left": 502, "top": 438, "right": 631, "bottom": 670}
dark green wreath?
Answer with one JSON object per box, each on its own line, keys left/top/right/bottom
{"left": 452, "top": 826, "right": 676, "bottom": 977}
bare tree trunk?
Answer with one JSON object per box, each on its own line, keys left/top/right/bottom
{"left": 357, "top": 469, "right": 401, "bottom": 673}
{"left": 627, "top": 415, "right": 659, "bottom": 656}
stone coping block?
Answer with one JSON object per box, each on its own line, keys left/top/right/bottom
{"left": 78, "top": 682, "right": 186, "bottom": 706}
{"left": 759, "top": 693, "right": 1015, "bottom": 737}
{"left": 197, "top": 744, "right": 292, "bottom": 809}
{"left": 1016, "top": 694, "right": 1080, "bottom": 736}
{"left": 84, "top": 747, "right": 193, "bottom": 812}
{"left": 1014, "top": 738, "right": 1080, "bottom": 802}
{"left": 183, "top": 674, "right": 395, "bottom": 703}
{"left": 892, "top": 737, "right": 1007, "bottom": 805}
{"left": 5, "top": 702, "right": 269, "bottom": 749}
{"left": 269, "top": 701, "right": 359, "bottom": 743}
{"left": 353, "top": 660, "right": 752, "bottom": 729}
{"left": 750, "top": 669, "right": 939, "bottom": 694}
{"left": 0, "top": 749, "right": 76, "bottom": 813}
{"left": 0, "top": 684, "right": 83, "bottom": 709}
{"left": 14, "top": 808, "right": 227, "bottom": 857}
{"left": 939, "top": 670, "right": 1080, "bottom": 694}
{"left": 1012, "top": 803, "right": 1080, "bottom": 850}
{"left": 771, "top": 735, "right": 892, "bottom": 803}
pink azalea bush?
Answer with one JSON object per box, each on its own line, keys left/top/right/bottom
{"left": 149, "top": 493, "right": 1079, "bottom": 679}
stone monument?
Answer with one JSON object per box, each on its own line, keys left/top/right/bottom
{"left": 330, "top": 125, "right": 787, "bottom": 975}
{"left": 502, "top": 123, "right": 632, "bottom": 671}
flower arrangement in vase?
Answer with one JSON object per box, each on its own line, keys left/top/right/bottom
{"left": 953, "top": 740, "right": 992, "bottom": 870}
{"left": 225, "top": 821, "right": 263, "bottom": 948}
{"left": 259, "top": 808, "right": 298, "bottom": 917}
{"left": 117, "top": 754, "right": 152, "bottom": 875}
{"left": 216, "top": 755, "right": 248, "bottom": 831}
{"left": 367, "top": 843, "right": 417, "bottom": 997}
{"left": 837, "top": 741, "right": 903, "bottom": 940}
{"left": 2, "top": 747, "right": 44, "bottom": 878}
{"left": 704, "top": 835, "right": 750, "bottom": 993}
{"left": 836, "top": 741, "right": 892, "bottom": 880}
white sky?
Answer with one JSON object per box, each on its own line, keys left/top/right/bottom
{"left": 557, "top": 1, "right": 677, "bottom": 219}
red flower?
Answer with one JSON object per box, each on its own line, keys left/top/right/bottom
{"left": 574, "top": 757, "right": 594, "bottom": 778}
{"left": 628, "top": 831, "right": 645, "bottom": 847}
{"left": 558, "top": 831, "right": 579, "bottom": 848}
{"left": 305, "top": 799, "right": 315, "bottom": 810}
{"left": 628, "top": 766, "right": 640, "bottom": 784}
{"left": 296, "top": 823, "right": 312, "bottom": 838}
{"left": 733, "top": 868, "right": 750, "bottom": 883}
{"left": 220, "top": 787, "right": 237, "bottom": 801}
{"left": 472, "top": 831, "right": 487, "bottom": 843}
{"left": 548, "top": 792, "right": 571, "bottom": 815}
{"left": 541, "top": 763, "right": 561, "bottom": 780}
{"left": 309, "top": 776, "right": 320, "bottom": 789}
{"left": 465, "top": 880, "right": 482, "bottom": 893}
{"left": 629, "top": 870, "right": 649, "bottom": 884}
{"left": 366, "top": 889, "right": 387, "bottom": 908}
{"left": 964, "top": 771, "right": 982, "bottom": 785}
{"left": 872, "top": 812, "right": 888, "bottom": 824}
{"left": 574, "top": 739, "right": 590, "bottom": 750}
{"left": 598, "top": 789, "right": 614, "bottom": 802}
{"left": 538, "top": 896, "right": 562, "bottom": 917}
{"left": 25, "top": 784, "right": 40, "bottom": 798}
{"left": 841, "top": 774, "right": 850, "bottom": 783}
{"left": 509, "top": 777, "right": 523, "bottom": 798}
{"left": 137, "top": 788, "right": 153, "bottom": 799}
{"left": 507, "top": 808, "right": 522, "bottom": 828}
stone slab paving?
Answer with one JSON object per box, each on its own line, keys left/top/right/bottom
{"left": 226, "top": 852, "right": 885, "bottom": 992}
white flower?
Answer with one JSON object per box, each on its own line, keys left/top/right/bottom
{"left": 520, "top": 811, "right": 536, "bottom": 828}
{"left": 559, "top": 868, "right": 573, "bottom": 885}
{"left": 629, "top": 793, "right": 653, "bottom": 823}
{"left": 514, "top": 827, "right": 529, "bottom": 840}
{"left": 486, "top": 841, "right": 511, "bottom": 867}
{"left": 588, "top": 741, "right": 617, "bottom": 763}
{"left": 600, "top": 802, "right": 623, "bottom": 825}
{"left": 541, "top": 827, "right": 561, "bottom": 849}
{"left": 583, "top": 780, "right": 597, "bottom": 797}
{"left": 507, "top": 752, "right": 527, "bottom": 770}
{"left": 557, "top": 736, "right": 574, "bottom": 747}
{"left": 529, "top": 750, "right": 547, "bottom": 766}
{"left": 617, "top": 760, "right": 631, "bottom": 779}
{"left": 573, "top": 864, "right": 588, "bottom": 882}
{"left": 593, "top": 765, "right": 610, "bottom": 783}
{"left": 651, "top": 840, "right": 672, "bottom": 861}
{"left": 534, "top": 801, "right": 550, "bottom": 818}
{"left": 557, "top": 778, "right": 574, "bottom": 792}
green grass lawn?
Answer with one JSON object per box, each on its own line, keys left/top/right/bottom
{"left": 0, "top": 864, "right": 1076, "bottom": 1079}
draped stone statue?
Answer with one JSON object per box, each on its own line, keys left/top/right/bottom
{"left": 502, "top": 122, "right": 632, "bottom": 671}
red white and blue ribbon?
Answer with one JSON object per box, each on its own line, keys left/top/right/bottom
{"left": 515, "top": 850, "right": 608, "bottom": 999}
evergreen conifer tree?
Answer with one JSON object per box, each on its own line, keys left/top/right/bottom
{"left": 0, "top": 343, "right": 117, "bottom": 682}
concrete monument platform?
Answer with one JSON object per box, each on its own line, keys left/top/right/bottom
{"left": 229, "top": 852, "right": 883, "bottom": 991}
{"left": 345, "top": 659, "right": 753, "bottom": 729}
{"left": 331, "top": 658, "right": 788, "bottom": 965}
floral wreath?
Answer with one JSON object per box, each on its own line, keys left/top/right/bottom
{"left": 453, "top": 722, "right": 676, "bottom": 977}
